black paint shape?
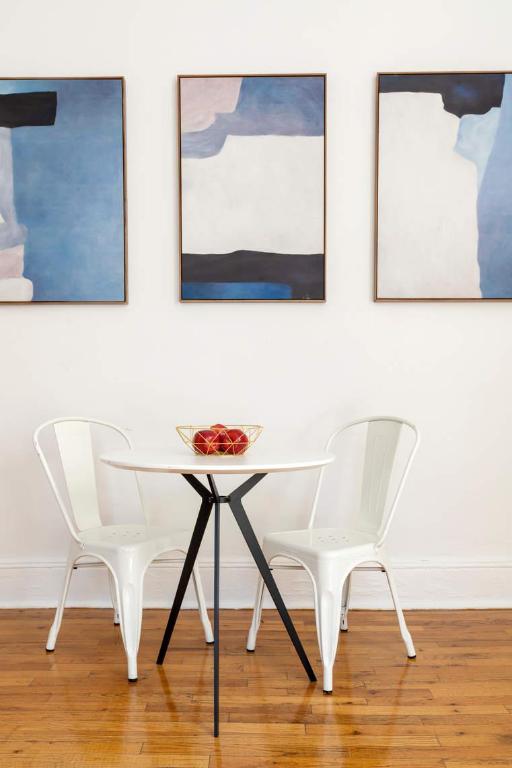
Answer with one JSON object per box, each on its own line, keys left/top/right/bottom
{"left": 182, "top": 251, "right": 325, "bottom": 300}
{"left": 0, "top": 91, "right": 57, "bottom": 128}
{"left": 380, "top": 74, "right": 505, "bottom": 117}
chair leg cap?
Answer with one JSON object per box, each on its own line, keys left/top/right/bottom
{"left": 45, "top": 648, "right": 55, "bottom": 653}
{"left": 340, "top": 628, "right": 349, "bottom": 633}
{"left": 408, "top": 655, "right": 416, "bottom": 659}
{"left": 323, "top": 690, "right": 333, "bottom": 695}
{"left": 246, "top": 648, "right": 255, "bottom": 653}
{"left": 128, "top": 677, "right": 138, "bottom": 683}
{"left": 206, "top": 641, "right": 215, "bottom": 645}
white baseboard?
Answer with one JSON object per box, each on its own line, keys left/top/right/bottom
{"left": 0, "top": 557, "right": 511, "bottom": 609}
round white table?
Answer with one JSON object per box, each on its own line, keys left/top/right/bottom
{"left": 101, "top": 448, "right": 334, "bottom": 736}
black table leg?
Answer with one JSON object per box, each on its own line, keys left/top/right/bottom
{"left": 157, "top": 471, "right": 317, "bottom": 736}
{"left": 229, "top": 491, "right": 317, "bottom": 683}
{"left": 157, "top": 480, "right": 213, "bottom": 665}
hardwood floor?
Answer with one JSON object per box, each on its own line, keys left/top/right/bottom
{"left": 0, "top": 608, "right": 511, "bottom": 767}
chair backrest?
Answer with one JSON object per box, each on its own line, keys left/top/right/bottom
{"left": 309, "top": 417, "right": 419, "bottom": 546}
{"left": 34, "top": 417, "right": 141, "bottom": 541}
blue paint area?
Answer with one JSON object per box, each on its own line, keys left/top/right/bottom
{"left": 478, "top": 75, "right": 512, "bottom": 297}
{"left": 182, "top": 282, "right": 292, "bottom": 300}
{"left": 455, "top": 108, "right": 500, "bottom": 189}
{"left": 4, "top": 79, "right": 124, "bottom": 301}
{"left": 380, "top": 73, "right": 504, "bottom": 117}
{"left": 182, "top": 76, "right": 324, "bottom": 158}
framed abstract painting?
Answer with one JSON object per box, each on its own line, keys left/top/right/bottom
{"left": 178, "top": 74, "right": 326, "bottom": 301}
{"left": 0, "top": 77, "right": 126, "bottom": 303}
{"left": 376, "top": 71, "right": 512, "bottom": 301}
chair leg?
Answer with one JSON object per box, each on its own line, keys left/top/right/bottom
{"left": 191, "top": 563, "right": 214, "bottom": 643}
{"left": 246, "top": 575, "right": 265, "bottom": 651}
{"left": 108, "top": 572, "right": 120, "bottom": 625}
{"left": 383, "top": 565, "right": 416, "bottom": 658}
{"left": 340, "top": 572, "right": 352, "bottom": 632}
{"left": 313, "top": 568, "right": 345, "bottom": 693}
{"left": 46, "top": 553, "right": 75, "bottom": 651}
{"left": 110, "top": 553, "right": 145, "bottom": 681}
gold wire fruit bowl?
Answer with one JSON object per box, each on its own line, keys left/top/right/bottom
{"left": 176, "top": 424, "right": 263, "bottom": 456}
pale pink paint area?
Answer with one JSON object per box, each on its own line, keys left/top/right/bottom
{"left": 181, "top": 77, "right": 242, "bottom": 133}
{"left": 0, "top": 277, "right": 33, "bottom": 301}
{"left": 0, "top": 244, "right": 24, "bottom": 278}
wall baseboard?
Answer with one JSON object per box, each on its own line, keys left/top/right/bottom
{"left": 1, "top": 557, "right": 511, "bottom": 609}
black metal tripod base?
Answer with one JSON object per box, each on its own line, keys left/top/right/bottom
{"left": 156, "top": 472, "right": 317, "bottom": 737}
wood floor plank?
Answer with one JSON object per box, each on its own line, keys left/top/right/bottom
{"left": 0, "top": 608, "right": 511, "bottom": 767}
{"left": 445, "top": 762, "right": 512, "bottom": 768}
{"left": 0, "top": 741, "right": 143, "bottom": 755}
{"left": 4, "top": 756, "right": 208, "bottom": 768}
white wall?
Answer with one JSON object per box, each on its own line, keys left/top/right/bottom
{"left": 1, "top": 0, "right": 512, "bottom": 610}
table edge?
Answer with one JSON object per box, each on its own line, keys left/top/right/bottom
{"left": 100, "top": 454, "right": 335, "bottom": 474}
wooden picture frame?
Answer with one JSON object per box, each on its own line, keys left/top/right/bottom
{"left": 0, "top": 76, "right": 127, "bottom": 304}
{"left": 375, "top": 71, "right": 512, "bottom": 302}
{"left": 178, "top": 73, "right": 326, "bottom": 302}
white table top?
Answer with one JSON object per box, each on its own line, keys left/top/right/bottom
{"left": 100, "top": 448, "right": 334, "bottom": 475}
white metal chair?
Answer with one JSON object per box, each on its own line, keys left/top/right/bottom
{"left": 246, "top": 416, "right": 419, "bottom": 693}
{"left": 34, "top": 417, "right": 213, "bottom": 681}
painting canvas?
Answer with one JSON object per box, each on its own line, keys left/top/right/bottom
{"left": 376, "top": 72, "right": 512, "bottom": 300}
{"left": 179, "top": 74, "right": 325, "bottom": 301}
{"left": 0, "top": 78, "right": 126, "bottom": 303}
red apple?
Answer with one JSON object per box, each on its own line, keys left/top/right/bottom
{"left": 224, "top": 428, "right": 249, "bottom": 455}
{"left": 211, "top": 423, "right": 230, "bottom": 453}
{"left": 193, "top": 429, "right": 219, "bottom": 455}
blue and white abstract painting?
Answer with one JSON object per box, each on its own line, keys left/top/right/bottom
{"left": 377, "top": 72, "right": 512, "bottom": 299}
{"left": 179, "top": 75, "right": 325, "bottom": 301}
{"left": 0, "top": 78, "right": 125, "bottom": 302}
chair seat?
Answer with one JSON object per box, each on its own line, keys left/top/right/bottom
{"left": 264, "top": 527, "right": 377, "bottom": 559}
{"left": 79, "top": 524, "right": 186, "bottom": 552}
